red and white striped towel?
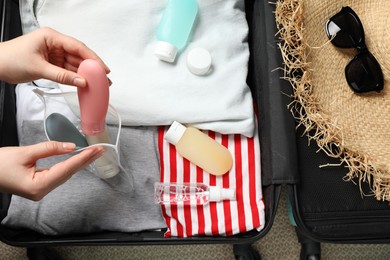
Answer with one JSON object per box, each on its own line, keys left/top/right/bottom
{"left": 157, "top": 126, "right": 265, "bottom": 237}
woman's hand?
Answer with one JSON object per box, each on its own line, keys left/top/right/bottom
{"left": 0, "top": 27, "right": 110, "bottom": 87}
{"left": 0, "top": 141, "right": 104, "bottom": 201}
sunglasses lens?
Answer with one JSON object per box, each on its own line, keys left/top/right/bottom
{"left": 326, "top": 7, "right": 364, "bottom": 48}
{"left": 345, "top": 52, "right": 384, "bottom": 93}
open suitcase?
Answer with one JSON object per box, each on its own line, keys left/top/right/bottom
{"left": 288, "top": 126, "right": 390, "bottom": 260}
{"left": 0, "top": 0, "right": 298, "bottom": 259}
{"left": 279, "top": 1, "right": 390, "bottom": 259}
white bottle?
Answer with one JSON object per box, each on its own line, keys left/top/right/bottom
{"left": 164, "top": 121, "right": 233, "bottom": 176}
{"left": 154, "top": 182, "right": 236, "bottom": 205}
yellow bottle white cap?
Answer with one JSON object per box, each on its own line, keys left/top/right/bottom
{"left": 164, "top": 121, "right": 187, "bottom": 145}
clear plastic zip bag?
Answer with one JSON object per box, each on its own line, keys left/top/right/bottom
{"left": 33, "top": 88, "right": 133, "bottom": 193}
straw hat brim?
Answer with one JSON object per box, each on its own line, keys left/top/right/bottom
{"left": 276, "top": 0, "right": 390, "bottom": 201}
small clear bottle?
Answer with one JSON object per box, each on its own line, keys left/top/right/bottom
{"left": 154, "top": 182, "right": 236, "bottom": 205}
{"left": 155, "top": 0, "right": 198, "bottom": 63}
{"left": 164, "top": 121, "right": 233, "bottom": 176}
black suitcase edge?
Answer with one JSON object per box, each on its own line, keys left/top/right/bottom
{"left": 0, "top": 0, "right": 19, "bottom": 148}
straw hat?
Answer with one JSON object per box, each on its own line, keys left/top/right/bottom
{"left": 276, "top": 0, "right": 390, "bottom": 201}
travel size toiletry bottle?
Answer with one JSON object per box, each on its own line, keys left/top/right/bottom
{"left": 154, "top": 182, "right": 236, "bottom": 205}
{"left": 155, "top": 0, "right": 198, "bottom": 63}
{"left": 164, "top": 121, "right": 233, "bottom": 176}
{"left": 77, "top": 59, "right": 120, "bottom": 179}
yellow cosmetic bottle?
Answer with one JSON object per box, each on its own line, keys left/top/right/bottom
{"left": 164, "top": 121, "right": 233, "bottom": 176}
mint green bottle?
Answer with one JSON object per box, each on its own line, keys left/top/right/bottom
{"left": 154, "top": 0, "right": 198, "bottom": 63}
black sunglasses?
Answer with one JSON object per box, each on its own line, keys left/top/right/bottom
{"left": 325, "top": 6, "right": 384, "bottom": 93}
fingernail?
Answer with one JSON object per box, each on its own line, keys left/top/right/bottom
{"left": 63, "top": 142, "right": 76, "bottom": 150}
{"left": 74, "top": 77, "right": 86, "bottom": 87}
{"left": 108, "top": 77, "right": 113, "bottom": 86}
{"left": 104, "top": 64, "right": 111, "bottom": 73}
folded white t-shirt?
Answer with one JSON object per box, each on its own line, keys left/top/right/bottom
{"left": 19, "top": 0, "right": 255, "bottom": 137}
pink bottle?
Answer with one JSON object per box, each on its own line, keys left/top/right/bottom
{"left": 77, "top": 59, "right": 119, "bottom": 179}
